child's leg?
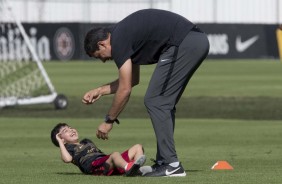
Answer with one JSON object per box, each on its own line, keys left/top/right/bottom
{"left": 105, "top": 150, "right": 146, "bottom": 176}
{"left": 125, "top": 155, "right": 146, "bottom": 176}
{"left": 127, "top": 145, "right": 153, "bottom": 176}
{"left": 127, "top": 144, "right": 144, "bottom": 161}
{"left": 105, "top": 152, "right": 128, "bottom": 170}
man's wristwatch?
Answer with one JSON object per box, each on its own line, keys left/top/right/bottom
{"left": 104, "top": 114, "right": 120, "bottom": 124}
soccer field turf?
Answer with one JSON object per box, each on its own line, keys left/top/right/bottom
{"left": 0, "top": 60, "right": 282, "bottom": 183}
{"left": 45, "top": 59, "right": 282, "bottom": 98}
{"left": 1, "top": 60, "right": 282, "bottom": 119}
{"left": 0, "top": 118, "right": 281, "bottom": 184}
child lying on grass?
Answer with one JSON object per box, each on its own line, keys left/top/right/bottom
{"left": 51, "top": 123, "right": 146, "bottom": 176}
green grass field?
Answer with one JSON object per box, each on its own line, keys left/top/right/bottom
{"left": 1, "top": 60, "right": 282, "bottom": 184}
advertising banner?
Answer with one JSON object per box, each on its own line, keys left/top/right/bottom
{"left": 199, "top": 24, "right": 279, "bottom": 59}
{"left": 0, "top": 23, "right": 279, "bottom": 61}
{"left": 0, "top": 23, "right": 79, "bottom": 61}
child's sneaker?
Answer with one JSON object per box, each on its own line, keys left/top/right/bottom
{"left": 139, "top": 165, "right": 153, "bottom": 176}
{"left": 125, "top": 155, "right": 146, "bottom": 176}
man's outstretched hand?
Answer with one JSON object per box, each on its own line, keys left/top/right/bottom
{"left": 96, "top": 122, "right": 113, "bottom": 140}
{"left": 82, "top": 88, "right": 102, "bottom": 104}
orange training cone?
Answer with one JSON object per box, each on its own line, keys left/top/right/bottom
{"left": 211, "top": 161, "right": 233, "bottom": 170}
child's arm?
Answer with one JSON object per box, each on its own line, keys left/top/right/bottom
{"left": 56, "top": 133, "right": 73, "bottom": 163}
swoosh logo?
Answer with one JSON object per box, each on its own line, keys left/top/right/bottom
{"left": 165, "top": 167, "right": 180, "bottom": 176}
{"left": 160, "top": 59, "right": 170, "bottom": 62}
{"left": 236, "top": 35, "right": 259, "bottom": 52}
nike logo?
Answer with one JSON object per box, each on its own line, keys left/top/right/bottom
{"left": 235, "top": 35, "right": 259, "bottom": 52}
{"left": 165, "top": 167, "right": 180, "bottom": 176}
{"left": 160, "top": 58, "right": 170, "bottom": 62}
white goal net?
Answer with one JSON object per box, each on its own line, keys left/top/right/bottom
{"left": 0, "top": 0, "right": 67, "bottom": 109}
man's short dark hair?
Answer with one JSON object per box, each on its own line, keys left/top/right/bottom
{"left": 84, "top": 27, "right": 111, "bottom": 57}
{"left": 51, "top": 123, "right": 68, "bottom": 147}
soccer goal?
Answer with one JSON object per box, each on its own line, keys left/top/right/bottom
{"left": 0, "top": 0, "right": 68, "bottom": 109}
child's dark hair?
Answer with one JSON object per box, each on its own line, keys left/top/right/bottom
{"left": 51, "top": 123, "right": 68, "bottom": 147}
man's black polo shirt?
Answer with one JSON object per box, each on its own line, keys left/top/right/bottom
{"left": 110, "top": 9, "right": 195, "bottom": 69}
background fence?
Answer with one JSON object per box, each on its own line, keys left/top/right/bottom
{"left": 1, "top": 0, "right": 281, "bottom": 60}
{"left": 1, "top": 0, "right": 281, "bottom": 24}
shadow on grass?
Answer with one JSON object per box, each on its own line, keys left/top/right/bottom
{"left": 186, "top": 169, "right": 203, "bottom": 172}
{"left": 56, "top": 172, "right": 84, "bottom": 175}
{"left": 55, "top": 170, "right": 202, "bottom": 176}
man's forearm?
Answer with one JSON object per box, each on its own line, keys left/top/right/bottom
{"left": 107, "top": 87, "right": 131, "bottom": 119}
{"left": 99, "top": 79, "right": 119, "bottom": 95}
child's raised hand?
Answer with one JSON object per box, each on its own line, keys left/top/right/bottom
{"left": 56, "top": 133, "right": 64, "bottom": 145}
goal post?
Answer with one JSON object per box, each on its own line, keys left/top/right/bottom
{"left": 0, "top": 0, "right": 68, "bottom": 109}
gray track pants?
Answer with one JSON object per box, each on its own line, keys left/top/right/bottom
{"left": 144, "top": 30, "right": 210, "bottom": 164}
